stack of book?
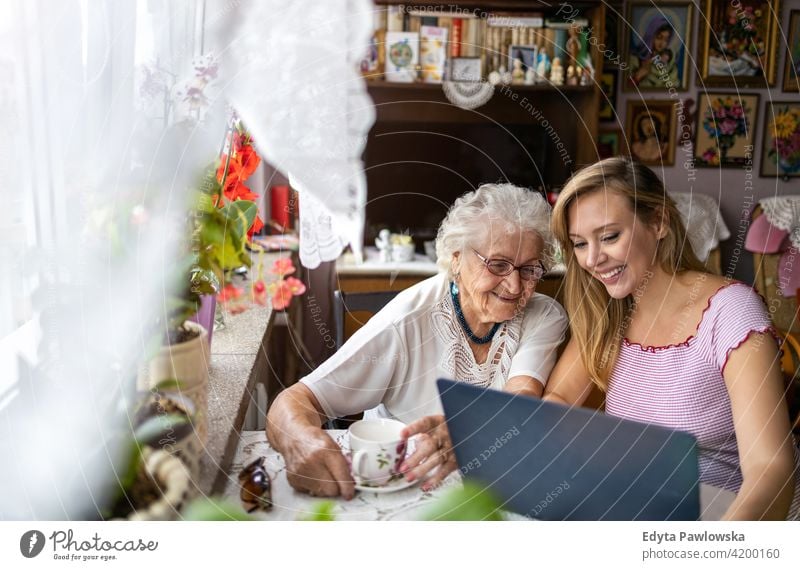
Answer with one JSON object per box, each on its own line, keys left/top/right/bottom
{"left": 359, "top": 5, "right": 590, "bottom": 84}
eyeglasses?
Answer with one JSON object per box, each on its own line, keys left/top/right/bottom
{"left": 238, "top": 457, "right": 272, "bottom": 513}
{"left": 472, "top": 249, "right": 546, "bottom": 281}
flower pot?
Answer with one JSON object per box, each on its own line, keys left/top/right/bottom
{"left": 123, "top": 448, "right": 193, "bottom": 521}
{"left": 146, "top": 321, "right": 210, "bottom": 444}
{"left": 190, "top": 294, "right": 217, "bottom": 347}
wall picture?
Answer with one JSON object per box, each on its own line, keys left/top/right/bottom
{"left": 761, "top": 101, "right": 800, "bottom": 178}
{"left": 783, "top": 10, "right": 800, "bottom": 91}
{"left": 625, "top": 101, "right": 676, "bottom": 165}
{"left": 694, "top": 92, "right": 759, "bottom": 167}
{"left": 698, "top": 0, "right": 780, "bottom": 87}
{"left": 623, "top": 1, "right": 693, "bottom": 91}
{"left": 597, "top": 129, "right": 623, "bottom": 159}
{"left": 599, "top": 72, "right": 617, "bottom": 121}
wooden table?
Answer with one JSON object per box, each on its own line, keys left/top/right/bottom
{"left": 221, "top": 430, "right": 736, "bottom": 521}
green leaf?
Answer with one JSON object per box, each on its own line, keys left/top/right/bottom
{"left": 301, "top": 500, "right": 337, "bottom": 521}
{"left": 182, "top": 497, "right": 255, "bottom": 521}
{"left": 153, "top": 379, "right": 185, "bottom": 392}
{"left": 222, "top": 200, "right": 257, "bottom": 239}
{"left": 422, "top": 481, "right": 505, "bottom": 521}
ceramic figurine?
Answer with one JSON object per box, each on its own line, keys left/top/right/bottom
{"left": 566, "top": 24, "right": 581, "bottom": 68}
{"left": 498, "top": 65, "right": 512, "bottom": 85}
{"left": 549, "top": 57, "right": 564, "bottom": 86}
{"left": 566, "top": 65, "right": 577, "bottom": 86}
{"left": 375, "top": 228, "right": 391, "bottom": 262}
{"left": 511, "top": 58, "right": 525, "bottom": 84}
{"left": 580, "top": 65, "right": 592, "bottom": 86}
{"left": 524, "top": 66, "right": 535, "bottom": 85}
{"left": 488, "top": 70, "right": 501, "bottom": 85}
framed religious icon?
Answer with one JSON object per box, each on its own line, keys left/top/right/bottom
{"left": 697, "top": 0, "right": 781, "bottom": 87}
{"left": 760, "top": 101, "right": 800, "bottom": 179}
{"left": 599, "top": 72, "right": 618, "bottom": 121}
{"left": 623, "top": 1, "right": 694, "bottom": 91}
{"left": 693, "top": 92, "right": 760, "bottom": 167}
{"left": 625, "top": 100, "right": 677, "bottom": 165}
{"left": 783, "top": 10, "right": 800, "bottom": 91}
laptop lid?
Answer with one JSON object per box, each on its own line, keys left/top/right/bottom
{"left": 437, "top": 379, "right": 700, "bottom": 521}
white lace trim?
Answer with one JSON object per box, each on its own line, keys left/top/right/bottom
{"left": 670, "top": 192, "right": 730, "bottom": 261}
{"left": 760, "top": 196, "right": 800, "bottom": 250}
{"left": 429, "top": 290, "right": 523, "bottom": 388}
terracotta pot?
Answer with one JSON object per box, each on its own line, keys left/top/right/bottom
{"left": 146, "top": 321, "right": 210, "bottom": 444}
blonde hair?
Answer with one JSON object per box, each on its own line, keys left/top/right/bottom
{"left": 551, "top": 157, "right": 704, "bottom": 389}
{"left": 436, "top": 183, "right": 554, "bottom": 279}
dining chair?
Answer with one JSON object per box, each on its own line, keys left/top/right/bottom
{"left": 333, "top": 290, "right": 400, "bottom": 350}
{"left": 324, "top": 289, "right": 400, "bottom": 429}
{"left": 778, "top": 329, "right": 800, "bottom": 439}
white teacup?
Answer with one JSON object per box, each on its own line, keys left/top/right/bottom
{"left": 348, "top": 419, "right": 407, "bottom": 487}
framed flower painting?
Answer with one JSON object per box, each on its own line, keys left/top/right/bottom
{"left": 760, "top": 101, "right": 800, "bottom": 179}
{"left": 693, "top": 92, "right": 760, "bottom": 167}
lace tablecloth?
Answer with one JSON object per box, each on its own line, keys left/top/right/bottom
{"left": 223, "top": 431, "right": 734, "bottom": 521}
{"left": 670, "top": 193, "right": 731, "bottom": 262}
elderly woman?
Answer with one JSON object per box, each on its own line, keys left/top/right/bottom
{"left": 266, "top": 183, "right": 567, "bottom": 498}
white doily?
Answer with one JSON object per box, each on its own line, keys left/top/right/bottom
{"left": 760, "top": 196, "right": 800, "bottom": 250}
{"left": 670, "top": 192, "right": 731, "bottom": 262}
{"left": 442, "top": 81, "right": 495, "bottom": 110}
{"left": 429, "top": 289, "right": 522, "bottom": 387}
{"left": 214, "top": 0, "right": 375, "bottom": 268}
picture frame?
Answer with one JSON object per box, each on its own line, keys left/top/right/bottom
{"left": 697, "top": 0, "right": 781, "bottom": 88}
{"left": 782, "top": 10, "right": 800, "bottom": 91}
{"left": 599, "top": 72, "right": 618, "bottom": 121}
{"left": 507, "top": 45, "right": 538, "bottom": 77}
{"left": 693, "top": 92, "right": 760, "bottom": 168}
{"left": 449, "top": 57, "right": 482, "bottom": 82}
{"left": 760, "top": 101, "right": 800, "bottom": 179}
{"left": 622, "top": 1, "right": 693, "bottom": 92}
{"left": 597, "top": 128, "right": 624, "bottom": 159}
{"left": 625, "top": 100, "right": 677, "bottom": 165}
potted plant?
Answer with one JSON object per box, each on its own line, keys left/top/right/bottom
{"left": 143, "top": 121, "right": 264, "bottom": 444}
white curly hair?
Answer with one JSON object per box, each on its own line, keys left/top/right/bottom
{"left": 434, "top": 183, "right": 555, "bottom": 279}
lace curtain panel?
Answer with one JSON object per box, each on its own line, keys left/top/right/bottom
{"left": 212, "top": 0, "right": 375, "bottom": 268}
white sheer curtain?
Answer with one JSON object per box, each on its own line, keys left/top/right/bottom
{"left": 0, "top": 0, "right": 374, "bottom": 519}
{"left": 0, "top": 0, "right": 211, "bottom": 519}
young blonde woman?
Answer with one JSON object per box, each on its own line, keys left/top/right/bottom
{"left": 546, "top": 156, "right": 799, "bottom": 520}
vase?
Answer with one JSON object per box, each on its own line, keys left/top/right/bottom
{"left": 717, "top": 136, "right": 735, "bottom": 162}
{"left": 146, "top": 321, "right": 210, "bottom": 444}
{"left": 779, "top": 156, "right": 800, "bottom": 176}
{"left": 190, "top": 294, "right": 217, "bottom": 346}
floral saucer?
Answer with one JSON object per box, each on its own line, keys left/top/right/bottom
{"left": 354, "top": 475, "right": 419, "bottom": 494}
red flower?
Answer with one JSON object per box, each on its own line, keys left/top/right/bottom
{"left": 251, "top": 279, "right": 268, "bottom": 306}
{"left": 217, "top": 283, "right": 244, "bottom": 303}
{"left": 284, "top": 276, "right": 306, "bottom": 296}
{"left": 270, "top": 257, "right": 296, "bottom": 277}
{"left": 271, "top": 280, "right": 293, "bottom": 311}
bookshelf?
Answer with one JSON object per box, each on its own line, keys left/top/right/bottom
{"left": 361, "top": 1, "right": 606, "bottom": 246}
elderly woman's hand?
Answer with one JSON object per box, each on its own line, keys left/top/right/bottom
{"left": 399, "top": 415, "right": 458, "bottom": 492}
{"left": 283, "top": 426, "right": 355, "bottom": 500}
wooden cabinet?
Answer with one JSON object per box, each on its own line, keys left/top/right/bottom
{"left": 362, "top": 1, "right": 606, "bottom": 241}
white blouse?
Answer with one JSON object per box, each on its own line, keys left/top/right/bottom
{"left": 301, "top": 273, "right": 568, "bottom": 424}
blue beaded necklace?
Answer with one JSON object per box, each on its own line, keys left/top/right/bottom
{"left": 450, "top": 281, "right": 501, "bottom": 345}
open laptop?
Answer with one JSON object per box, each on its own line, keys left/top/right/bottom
{"left": 437, "top": 379, "right": 700, "bottom": 521}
